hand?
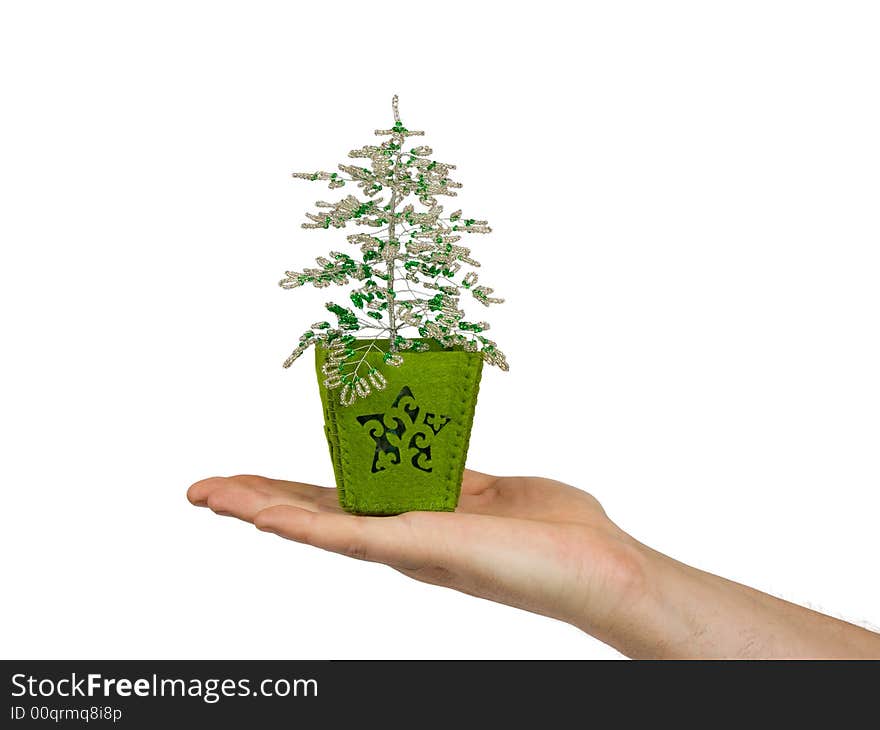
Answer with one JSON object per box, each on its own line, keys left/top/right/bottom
{"left": 186, "top": 470, "right": 645, "bottom": 642}
{"left": 187, "top": 470, "right": 880, "bottom": 658}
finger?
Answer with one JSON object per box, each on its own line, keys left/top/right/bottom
{"left": 187, "top": 476, "right": 228, "bottom": 506}
{"left": 187, "top": 475, "right": 337, "bottom": 520}
{"left": 187, "top": 474, "right": 328, "bottom": 506}
{"left": 253, "top": 506, "right": 453, "bottom": 571}
{"left": 209, "top": 483, "right": 336, "bottom": 522}
{"left": 460, "top": 468, "right": 499, "bottom": 496}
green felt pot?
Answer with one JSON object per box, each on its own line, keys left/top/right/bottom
{"left": 315, "top": 340, "right": 483, "bottom": 515}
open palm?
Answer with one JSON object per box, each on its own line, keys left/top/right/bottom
{"left": 187, "top": 470, "right": 643, "bottom": 632}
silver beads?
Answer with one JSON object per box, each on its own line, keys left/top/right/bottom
{"left": 280, "top": 96, "right": 510, "bottom": 406}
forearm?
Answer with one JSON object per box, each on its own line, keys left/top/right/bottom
{"left": 582, "top": 540, "right": 880, "bottom": 659}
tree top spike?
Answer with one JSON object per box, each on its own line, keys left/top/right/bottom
{"left": 392, "top": 95, "right": 400, "bottom": 124}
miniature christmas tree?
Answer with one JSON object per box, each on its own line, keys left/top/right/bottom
{"left": 279, "top": 96, "right": 508, "bottom": 515}
{"left": 280, "top": 95, "right": 508, "bottom": 407}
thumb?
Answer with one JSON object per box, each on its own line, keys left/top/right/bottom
{"left": 253, "top": 506, "right": 453, "bottom": 570}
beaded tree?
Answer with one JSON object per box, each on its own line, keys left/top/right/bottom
{"left": 280, "top": 96, "right": 508, "bottom": 406}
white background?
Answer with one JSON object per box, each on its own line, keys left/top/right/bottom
{"left": 2, "top": 1, "right": 878, "bottom": 659}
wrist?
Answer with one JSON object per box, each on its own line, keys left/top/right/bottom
{"left": 568, "top": 534, "right": 697, "bottom": 658}
{"left": 581, "top": 537, "right": 880, "bottom": 659}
